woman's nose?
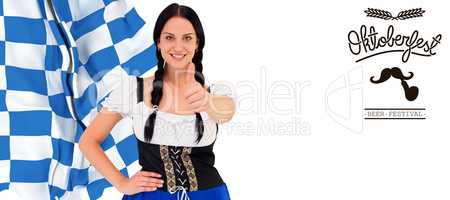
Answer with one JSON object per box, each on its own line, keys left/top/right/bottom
{"left": 173, "top": 39, "right": 185, "bottom": 51}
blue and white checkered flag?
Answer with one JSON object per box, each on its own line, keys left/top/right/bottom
{"left": 0, "top": 0, "right": 157, "bottom": 199}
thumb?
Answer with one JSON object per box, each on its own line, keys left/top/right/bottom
{"left": 186, "top": 62, "right": 196, "bottom": 83}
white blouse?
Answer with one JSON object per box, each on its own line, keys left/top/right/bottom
{"left": 101, "top": 74, "right": 233, "bottom": 147}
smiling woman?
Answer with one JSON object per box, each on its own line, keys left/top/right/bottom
{"left": 159, "top": 18, "right": 197, "bottom": 64}
{"left": 79, "top": 3, "right": 235, "bottom": 200}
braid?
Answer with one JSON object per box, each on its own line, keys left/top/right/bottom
{"left": 143, "top": 57, "right": 165, "bottom": 142}
{"left": 193, "top": 50, "right": 205, "bottom": 143}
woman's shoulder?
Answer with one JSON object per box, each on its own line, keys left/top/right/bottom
{"left": 100, "top": 72, "right": 138, "bottom": 116}
{"left": 143, "top": 76, "right": 155, "bottom": 86}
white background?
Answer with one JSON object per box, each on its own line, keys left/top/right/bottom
{"left": 3, "top": 0, "right": 450, "bottom": 199}
{"left": 129, "top": 0, "right": 450, "bottom": 199}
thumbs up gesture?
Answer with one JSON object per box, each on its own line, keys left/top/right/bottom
{"left": 185, "top": 63, "right": 210, "bottom": 113}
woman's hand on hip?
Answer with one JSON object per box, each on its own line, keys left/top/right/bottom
{"left": 118, "top": 171, "right": 164, "bottom": 195}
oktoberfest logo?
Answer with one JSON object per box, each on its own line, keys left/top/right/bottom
{"left": 348, "top": 8, "right": 442, "bottom": 63}
{"left": 348, "top": 8, "right": 442, "bottom": 102}
{"left": 347, "top": 8, "right": 443, "bottom": 120}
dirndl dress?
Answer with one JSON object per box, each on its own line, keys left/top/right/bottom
{"left": 101, "top": 75, "right": 234, "bottom": 200}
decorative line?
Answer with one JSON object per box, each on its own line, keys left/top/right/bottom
{"left": 355, "top": 50, "right": 432, "bottom": 63}
{"left": 364, "top": 118, "right": 426, "bottom": 120}
{"left": 364, "top": 108, "right": 426, "bottom": 110}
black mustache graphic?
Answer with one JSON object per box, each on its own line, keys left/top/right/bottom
{"left": 370, "top": 67, "right": 419, "bottom": 101}
{"left": 370, "top": 67, "right": 414, "bottom": 83}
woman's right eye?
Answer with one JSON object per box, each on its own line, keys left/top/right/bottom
{"left": 165, "top": 36, "right": 174, "bottom": 40}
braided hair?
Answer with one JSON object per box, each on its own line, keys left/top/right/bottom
{"left": 144, "top": 3, "right": 206, "bottom": 143}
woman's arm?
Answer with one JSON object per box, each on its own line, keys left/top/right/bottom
{"left": 206, "top": 95, "right": 236, "bottom": 123}
{"left": 79, "top": 109, "right": 163, "bottom": 195}
{"left": 186, "top": 87, "right": 236, "bottom": 123}
{"left": 184, "top": 63, "right": 236, "bottom": 123}
{"left": 79, "top": 109, "right": 126, "bottom": 189}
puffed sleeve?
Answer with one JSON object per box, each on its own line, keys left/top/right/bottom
{"left": 100, "top": 73, "right": 135, "bottom": 117}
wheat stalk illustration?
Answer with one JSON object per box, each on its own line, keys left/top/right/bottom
{"left": 396, "top": 8, "right": 425, "bottom": 20}
{"left": 364, "top": 8, "right": 425, "bottom": 20}
{"left": 364, "top": 8, "right": 394, "bottom": 20}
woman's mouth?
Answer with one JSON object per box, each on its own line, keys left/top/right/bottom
{"left": 170, "top": 53, "right": 186, "bottom": 60}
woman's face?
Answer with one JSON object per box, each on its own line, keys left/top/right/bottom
{"left": 158, "top": 16, "right": 198, "bottom": 70}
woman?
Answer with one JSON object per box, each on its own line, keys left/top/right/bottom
{"left": 79, "top": 3, "right": 235, "bottom": 200}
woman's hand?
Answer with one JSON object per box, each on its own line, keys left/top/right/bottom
{"left": 185, "top": 63, "right": 210, "bottom": 112}
{"left": 118, "top": 171, "right": 164, "bottom": 195}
